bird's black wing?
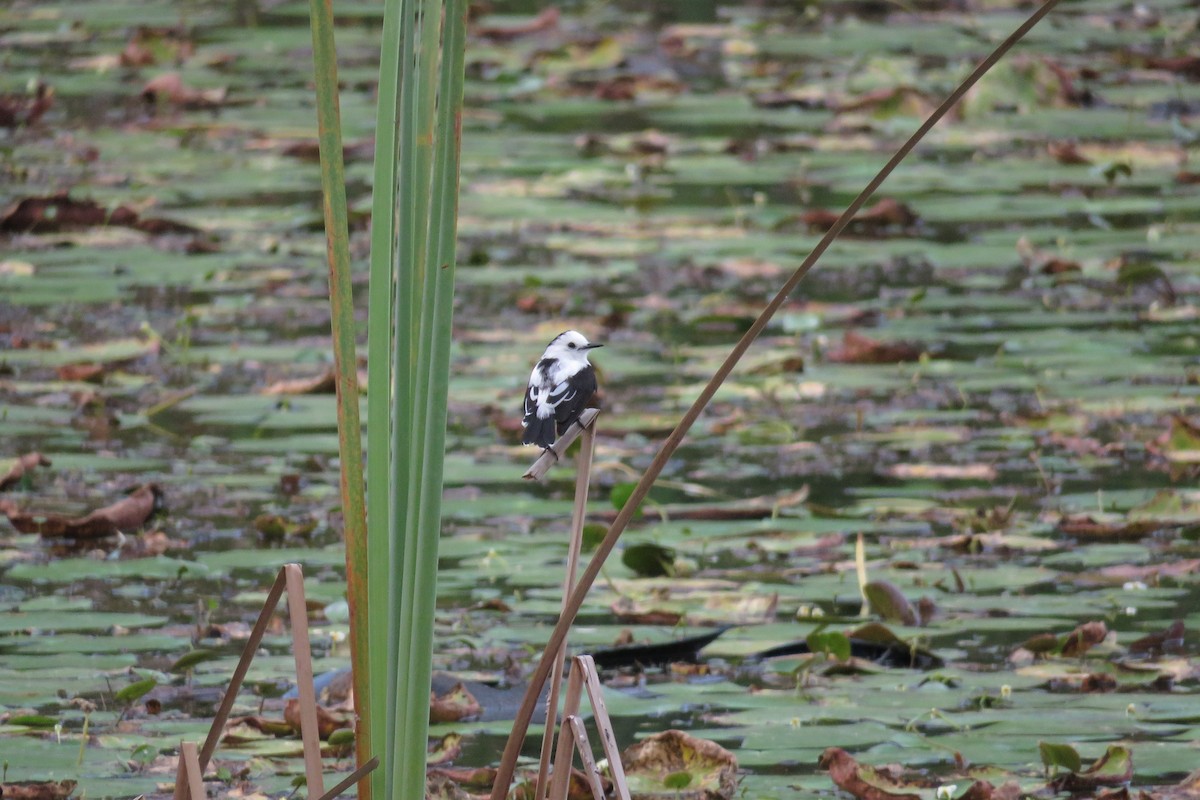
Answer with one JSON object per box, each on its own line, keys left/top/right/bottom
{"left": 552, "top": 367, "right": 597, "bottom": 434}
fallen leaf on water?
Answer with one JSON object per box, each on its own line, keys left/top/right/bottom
{"left": 834, "top": 86, "right": 941, "bottom": 117}
{"left": 1041, "top": 57, "right": 1096, "bottom": 106}
{"left": 610, "top": 597, "right": 685, "bottom": 626}
{"left": 0, "top": 452, "right": 51, "bottom": 491}
{"left": 119, "top": 27, "right": 195, "bottom": 68}
{"left": 427, "top": 732, "right": 463, "bottom": 766}
{"left": 261, "top": 369, "right": 336, "bottom": 396}
{"left": 818, "top": 748, "right": 921, "bottom": 800}
{"left": 1061, "top": 620, "right": 1109, "bottom": 658}
{"left": 1, "top": 483, "right": 164, "bottom": 539}
{"left": 699, "top": 592, "right": 778, "bottom": 624}
{"left": 1128, "top": 620, "right": 1186, "bottom": 656}
{"left": 229, "top": 714, "right": 294, "bottom": 737}
{"left": 1084, "top": 559, "right": 1200, "bottom": 586}
{"left": 141, "top": 72, "right": 228, "bottom": 109}
{"left": 427, "top": 766, "right": 607, "bottom": 800}
{"left": 751, "top": 87, "right": 827, "bottom": 110}
{"left": 1047, "top": 141, "right": 1092, "bottom": 165}
{"left": 1050, "top": 745, "right": 1133, "bottom": 793}
{"left": 253, "top": 513, "right": 317, "bottom": 541}
{"left": 283, "top": 697, "right": 350, "bottom": 740}
{"left": 883, "top": 463, "right": 997, "bottom": 481}
{"left": 0, "top": 192, "right": 200, "bottom": 236}
{"left": 1046, "top": 672, "right": 1118, "bottom": 693}
{"left": 1055, "top": 515, "right": 1165, "bottom": 541}
{"left": 826, "top": 331, "right": 924, "bottom": 364}
{"left": 863, "top": 580, "right": 920, "bottom": 626}
{"left": 1148, "top": 415, "right": 1200, "bottom": 466}
{"left": 0, "top": 780, "right": 78, "bottom": 800}
{"left": 1153, "top": 769, "right": 1200, "bottom": 800}
{"left": 429, "top": 682, "right": 481, "bottom": 723}
{"left": 0, "top": 82, "right": 54, "bottom": 128}
{"left": 118, "top": 530, "right": 186, "bottom": 559}
{"left": 793, "top": 198, "right": 920, "bottom": 233}
{"left": 277, "top": 137, "right": 376, "bottom": 162}
{"left": 474, "top": 7, "right": 559, "bottom": 40}
{"left": 623, "top": 729, "right": 738, "bottom": 800}
{"left": 1143, "top": 55, "right": 1200, "bottom": 80}
{"left": 57, "top": 363, "right": 107, "bottom": 383}
{"left": 1016, "top": 237, "right": 1083, "bottom": 275}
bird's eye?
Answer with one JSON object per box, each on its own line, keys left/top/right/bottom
{"left": 568, "top": 342, "right": 576, "bottom": 349}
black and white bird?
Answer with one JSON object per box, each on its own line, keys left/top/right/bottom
{"left": 522, "top": 330, "right": 602, "bottom": 449}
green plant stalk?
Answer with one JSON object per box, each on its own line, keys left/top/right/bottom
{"left": 489, "top": 0, "right": 1064, "bottom": 793}
{"left": 388, "top": 1, "right": 442, "bottom": 666}
{"left": 307, "top": 0, "right": 372, "bottom": 788}
{"left": 393, "top": 2, "right": 467, "bottom": 797}
{"left": 383, "top": 0, "right": 423, "bottom": 793}
{"left": 391, "top": 0, "right": 453, "bottom": 792}
{"left": 366, "top": 0, "right": 404, "bottom": 792}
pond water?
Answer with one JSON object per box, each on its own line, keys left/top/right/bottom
{"left": 2, "top": 0, "right": 1200, "bottom": 796}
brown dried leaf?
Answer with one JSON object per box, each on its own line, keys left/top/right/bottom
{"left": 1056, "top": 515, "right": 1163, "bottom": 541}
{"left": 1047, "top": 141, "right": 1092, "bottom": 165}
{"left": 1128, "top": 620, "right": 1186, "bottom": 656}
{"left": 0, "top": 192, "right": 199, "bottom": 236}
{"left": 1144, "top": 55, "right": 1200, "bottom": 80}
{"left": 474, "top": 7, "right": 559, "bottom": 40}
{"left": 883, "top": 463, "right": 997, "bottom": 481}
{"left": 610, "top": 597, "right": 684, "bottom": 626}
{"left": 0, "top": 452, "right": 51, "bottom": 491}
{"left": 0, "top": 83, "right": 54, "bottom": 129}
{"left": 826, "top": 331, "right": 924, "bottom": 364}
{"left": 1154, "top": 769, "right": 1200, "bottom": 800}
{"left": 120, "top": 38, "right": 156, "bottom": 67}
{"left": 751, "top": 88, "right": 827, "bottom": 110}
{"left": 0, "top": 780, "right": 78, "bottom": 800}
{"left": 796, "top": 198, "right": 920, "bottom": 233}
{"left": 119, "top": 530, "right": 185, "bottom": 559}
{"left": 231, "top": 714, "right": 294, "bottom": 737}
{"left": 1061, "top": 620, "right": 1108, "bottom": 658}
{"left": 819, "top": 748, "right": 920, "bottom": 800}
{"left": 261, "top": 369, "right": 337, "bottom": 395}
{"left": 1051, "top": 745, "right": 1133, "bottom": 793}
{"left": 57, "top": 363, "right": 107, "bottom": 383}
{"left": 1090, "top": 559, "right": 1200, "bottom": 585}
{"left": 428, "top": 766, "right": 608, "bottom": 800}
{"left": 283, "top": 697, "right": 350, "bottom": 740}
{"left": 429, "top": 682, "right": 482, "bottom": 724}
{"left": 835, "top": 86, "right": 940, "bottom": 117}
{"left": 623, "top": 729, "right": 738, "bottom": 800}
{"left": 2, "top": 483, "right": 163, "bottom": 539}
{"left": 141, "top": 72, "right": 228, "bottom": 109}
{"left": 1041, "top": 58, "right": 1095, "bottom": 106}
{"left": 863, "top": 580, "right": 920, "bottom": 626}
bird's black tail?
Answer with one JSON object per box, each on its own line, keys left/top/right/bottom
{"left": 522, "top": 415, "right": 556, "bottom": 449}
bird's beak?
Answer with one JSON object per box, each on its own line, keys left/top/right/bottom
{"left": 583, "top": 343, "right": 604, "bottom": 349}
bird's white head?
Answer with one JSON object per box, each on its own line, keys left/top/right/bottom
{"left": 544, "top": 330, "right": 602, "bottom": 364}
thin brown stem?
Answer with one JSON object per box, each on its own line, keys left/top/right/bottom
{"left": 489, "top": 1, "right": 1063, "bottom": 795}
{"left": 536, "top": 424, "right": 596, "bottom": 797}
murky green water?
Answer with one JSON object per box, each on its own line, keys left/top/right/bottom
{"left": 2, "top": 0, "right": 1200, "bottom": 796}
